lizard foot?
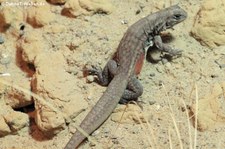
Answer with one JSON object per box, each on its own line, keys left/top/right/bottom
{"left": 119, "top": 98, "right": 144, "bottom": 110}
{"left": 88, "top": 65, "right": 102, "bottom": 75}
{"left": 84, "top": 64, "right": 102, "bottom": 76}
{"left": 169, "top": 49, "right": 182, "bottom": 57}
{"left": 119, "top": 98, "right": 138, "bottom": 104}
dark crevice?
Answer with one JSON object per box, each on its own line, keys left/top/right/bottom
{"left": 15, "top": 48, "right": 36, "bottom": 77}
{"left": 14, "top": 103, "right": 35, "bottom": 113}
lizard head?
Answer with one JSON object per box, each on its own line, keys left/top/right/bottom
{"left": 164, "top": 5, "right": 187, "bottom": 29}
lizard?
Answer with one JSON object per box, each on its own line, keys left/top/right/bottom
{"left": 65, "top": 5, "right": 187, "bottom": 149}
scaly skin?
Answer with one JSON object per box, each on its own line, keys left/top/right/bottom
{"left": 65, "top": 5, "right": 187, "bottom": 149}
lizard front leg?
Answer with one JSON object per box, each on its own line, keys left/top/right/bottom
{"left": 153, "top": 35, "right": 182, "bottom": 56}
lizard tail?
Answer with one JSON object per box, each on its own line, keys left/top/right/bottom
{"left": 65, "top": 72, "right": 129, "bottom": 149}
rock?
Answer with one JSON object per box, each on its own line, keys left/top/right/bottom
{"left": 4, "top": 111, "right": 29, "bottom": 132}
{"left": 17, "top": 31, "right": 88, "bottom": 133}
{"left": 0, "top": 35, "right": 4, "bottom": 44}
{"left": 79, "top": 0, "right": 114, "bottom": 14}
{"left": 48, "top": 0, "right": 67, "bottom": 5}
{"left": 18, "top": 30, "right": 45, "bottom": 63}
{"left": 213, "top": 45, "right": 225, "bottom": 55}
{"left": 0, "top": 5, "right": 23, "bottom": 32}
{"left": 86, "top": 75, "right": 94, "bottom": 83}
{"left": 5, "top": 78, "right": 33, "bottom": 109}
{"left": 0, "top": 98, "right": 29, "bottom": 135}
{"left": 26, "top": 0, "right": 55, "bottom": 27}
{"left": 0, "top": 39, "right": 34, "bottom": 109}
{"left": 147, "top": 48, "right": 162, "bottom": 63}
{"left": 111, "top": 104, "right": 146, "bottom": 124}
{"left": 191, "top": 0, "right": 225, "bottom": 48}
{"left": 0, "top": 99, "right": 11, "bottom": 137}
{"left": 0, "top": 49, "right": 11, "bottom": 66}
{"left": 62, "top": 0, "right": 88, "bottom": 18}
{"left": 62, "top": 0, "right": 113, "bottom": 18}
{"left": 6, "top": 22, "right": 27, "bottom": 39}
{"left": 190, "top": 82, "right": 225, "bottom": 131}
{"left": 44, "top": 25, "right": 66, "bottom": 34}
{"left": 0, "top": 44, "right": 33, "bottom": 109}
{"left": 31, "top": 51, "right": 88, "bottom": 132}
{"left": 0, "top": 116, "right": 11, "bottom": 137}
{"left": 215, "top": 55, "right": 225, "bottom": 69}
{"left": 213, "top": 46, "right": 225, "bottom": 68}
{"left": 0, "top": 1, "right": 55, "bottom": 31}
{"left": 34, "top": 98, "right": 65, "bottom": 134}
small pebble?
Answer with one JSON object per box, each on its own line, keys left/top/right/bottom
{"left": 147, "top": 49, "right": 161, "bottom": 63}
{"left": 89, "top": 142, "right": 96, "bottom": 147}
{"left": 215, "top": 56, "right": 225, "bottom": 68}
{"left": 92, "top": 130, "right": 100, "bottom": 136}
{"left": 155, "top": 104, "right": 161, "bottom": 111}
{"left": 0, "top": 50, "right": 11, "bottom": 66}
{"left": 132, "top": 129, "right": 139, "bottom": 134}
{"left": 103, "top": 128, "right": 110, "bottom": 134}
{"left": 136, "top": 9, "right": 141, "bottom": 15}
{"left": 66, "top": 67, "right": 78, "bottom": 75}
{"left": 86, "top": 75, "right": 94, "bottom": 83}
{"left": 19, "top": 23, "right": 25, "bottom": 36}
{"left": 164, "top": 61, "right": 171, "bottom": 68}
{"left": 156, "top": 67, "right": 163, "bottom": 73}
{"left": 0, "top": 35, "right": 4, "bottom": 44}
{"left": 121, "top": 20, "right": 128, "bottom": 24}
{"left": 158, "top": 80, "right": 163, "bottom": 86}
{"left": 84, "top": 16, "right": 91, "bottom": 22}
{"left": 68, "top": 125, "right": 76, "bottom": 133}
{"left": 162, "top": 58, "right": 169, "bottom": 64}
{"left": 149, "top": 100, "right": 156, "bottom": 105}
{"left": 149, "top": 73, "right": 155, "bottom": 77}
{"left": 111, "top": 139, "right": 119, "bottom": 144}
{"left": 0, "top": 73, "right": 11, "bottom": 77}
{"left": 210, "top": 74, "right": 218, "bottom": 78}
{"left": 138, "top": 2, "right": 145, "bottom": 10}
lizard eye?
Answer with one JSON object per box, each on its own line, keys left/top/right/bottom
{"left": 173, "top": 14, "right": 182, "bottom": 19}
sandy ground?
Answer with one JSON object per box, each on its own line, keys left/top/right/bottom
{"left": 0, "top": 0, "right": 225, "bottom": 149}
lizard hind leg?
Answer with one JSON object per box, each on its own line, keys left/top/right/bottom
{"left": 88, "top": 59, "right": 118, "bottom": 86}
{"left": 119, "top": 77, "right": 143, "bottom": 104}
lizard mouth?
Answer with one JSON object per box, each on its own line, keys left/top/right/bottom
{"left": 166, "top": 21, "right": 177, "bottom": 30}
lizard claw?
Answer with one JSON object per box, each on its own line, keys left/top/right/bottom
{"left": 170, "top": 49, "right": 182, "bottom": 57}
{"left": 87, "top": 65, "right": 102, "bottom": 75}
{"left": 83, "top": 64, "right": 102, "bottom": 76}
